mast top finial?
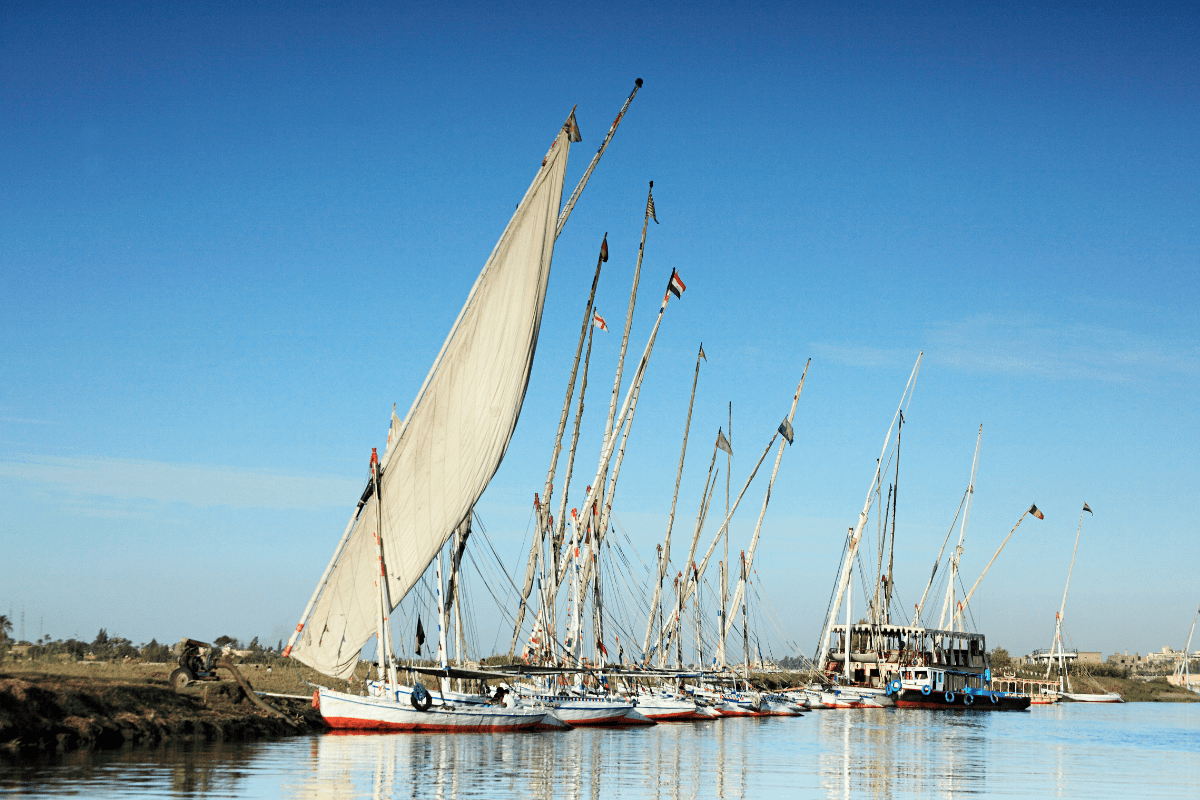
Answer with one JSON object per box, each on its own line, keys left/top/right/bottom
{"left": 649, "top": 180, "right": 653, "bottom": 188}
{"left": 636, "top": 78, "right": 643, "bottom": 87}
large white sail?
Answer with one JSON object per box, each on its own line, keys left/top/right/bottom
{"left": 290, "top": 124, "right": 574, "bottom": 679}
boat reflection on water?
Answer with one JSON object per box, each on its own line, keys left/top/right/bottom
{"left": 286, "top": 721, "right": 769, "bottom": 800}
{"left": 815, "top": 709, "right": 989, "bottom": 799}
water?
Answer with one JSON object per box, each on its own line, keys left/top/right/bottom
{"left": 3, "top": 705, "right": 1197, "bottom": 799}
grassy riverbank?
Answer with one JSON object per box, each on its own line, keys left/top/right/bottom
{"left": 0, "top": 660, "right": 332, "bottom": 755}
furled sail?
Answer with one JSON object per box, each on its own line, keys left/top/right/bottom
{"left": 290, "top": 123, "right": 574, "bottom": 679}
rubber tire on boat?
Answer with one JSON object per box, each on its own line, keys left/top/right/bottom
{"left": 945, "top": 692, "right": 955, "bottom": 703}
{"left": 889, "top": 680, "right": 901, "bottom": 695}
{"left": 169, "top": 667, "right": 194, "bottom": 692}
{"left": 990, "top": 694, "right": 998, "bottom": 704}
{"left": 964, "top": 694, "right": 973, "bottom": 705}
{"left": 411, "top": 683, "right": 432, "bottom": 712}
{"left": 921, "top": 685, "right": 931, "bottom": 696}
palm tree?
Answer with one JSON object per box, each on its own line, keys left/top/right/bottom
{"left": 0, "top": 614, "right": 12, "bottom": 643}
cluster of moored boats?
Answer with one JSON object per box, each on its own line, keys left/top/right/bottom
{"left": 278, "top": 82, "right": 1124, "bottom": 733}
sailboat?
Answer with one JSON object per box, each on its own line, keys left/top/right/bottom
{"left": 282, "top": 83, "right": 643, "bottom": 732}
{"left": 1172, "top": 605, "right": 1199, "bottom": 694}
{"left": 1045, "top": 504, "right": 1123, "bottom": 703}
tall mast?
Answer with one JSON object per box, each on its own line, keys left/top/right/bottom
{"left": 720, "top": 403, "right": 731, "bottom": 669}
{"left": 435, "top": 548, "right": 449, "bottom": 694}
{"left": 569, "top": 266, "right": 683, "bottom": 593}
{"left": 1046, "top": 503, "right": 1091, "bottom": 689}
{"left": 938, "top": 425, "right": 982, "bottom": 630}
{"left": 740, "top": 552, "right": 750, "bottom": 681}
{"left": 658, "top": 432, "right": 776, "bottom": 659}
{"left": 510, "top": 235, "right": 608, "bottom": 656}
{"left": 553, "top": 316, "right": 598, "bottom": 580}
{"left": 915, "top": 429, "right": 978, "bottom": 625}
{"left": 818, "top": 352, "right": 922, "bottom": 668}
{"left": 642, "top": 344, "right": 705, "bottom": 656}
{"left": 953, "top": 505, "right": 1043, "bottom": 629}
{"left": 844, "top": 556, "right": 853, "bottom": 685}
{"left": 725, "top": 362, "right": 809, "bottom": 640}
{"left": 603, "top": 183, "right": 655, "bottom": 459}
{"left": 369, "top": 448, "right": 396, "bottom": 688}
{"left": 555, "top": 79, "right": 643, "bottom": 239}
{"left": 885, "top": 425, "right": 899, "bottom": 623}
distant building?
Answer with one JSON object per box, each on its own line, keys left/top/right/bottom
{"left": 1027, "top": 649, "right": 1100, "bottom": 665}
{"left": 1107, "top": 651, "right": 1145, "bottom": 669}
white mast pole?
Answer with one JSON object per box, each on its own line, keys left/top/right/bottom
{"left": 953, "top": 507, "right": 1041, "bottom": 629}
{"left": 367, "top": 449, "right": 397, "bottom": 689}
{"left": 642, "top": 344, "right": 705, "bottom": 660}
{"left": 552, "top": 319, "right": 597, "bottom": 588}
{"left": 844, "top": 558, "right": 853, "bottom": 685}
{"left": 724, "top": 361, "right": 809, "bottom": 639}
{"left": 938, "top": 426, "right": 982, "bottom": 630}
{"left": 435, "top": 549, "right": 449, "bottom": 695}
{"left": 658, "top": 433, "right": 777, "bottom": 658}
{"left": 1047, "top": 505, "right": 1088, "bottom": 686}
{"left": 741, "top": 552, "right": 750, "bottom": 681}
{"left": 567, "top": 271, "right": 677, "bottom": 589}
{"left": 721, "top": 404, "right": 731, "bottom": 669}
{"left": 817, "top": 352, "right": 922, "bottom": 669}
{"left": 556, "top": 79, "right": 643, "bottom": 239}
{"left": 510, "top": 236, "right": 608, "bottom": 655}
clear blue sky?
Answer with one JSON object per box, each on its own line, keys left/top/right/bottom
{"left": 2, "top": 1, "right": 1197, "bottom": 660}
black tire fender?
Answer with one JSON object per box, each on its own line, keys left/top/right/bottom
{"left": 411, "top": 682, "right": 433, "bottom": 712}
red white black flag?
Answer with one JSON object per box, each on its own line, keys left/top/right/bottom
{"left": 668, "top": 269, "right": 686, "bottom": 299}
{"left": 1082, "top": 502, "right": 1092, "bottom": 515}
{"left": 599, "top": 234, "right": 608, "bottom": 263}
{"left": 1029, "top": 504, "right": 1044, "bottom": 520}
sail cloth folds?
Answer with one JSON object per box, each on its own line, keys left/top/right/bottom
{"left": 291, "top": 128, "right": 574, "bottom": 680}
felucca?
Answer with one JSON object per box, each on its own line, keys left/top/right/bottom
{"left": 282, "top": 83, "right": 642, "bottom": 732}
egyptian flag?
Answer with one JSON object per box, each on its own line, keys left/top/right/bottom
{"left": 599, "top": 234, "right": 608, "bottom": 263}
{"left": 667, "top": 269, "right": 686, "bottom": 299}
{"left": 1029, "top": 504, "right": 1044, "bottom": 520}
{"left": 699, "top": 344, "right": 707, "bottom": 361}
{"left": 647, "top": 186, "right": 658, "bottom": 224}
{"left": 1083, "top": 503, "right": 1093, "bottom": 515}
{"left": 415, "top": 617, "right": 426, "bottom": 655}
{"left": 593, "top": 310, "right": 608, "bottom": 331}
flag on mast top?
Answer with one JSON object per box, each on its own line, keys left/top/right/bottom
{"left": 1029, "top": 504, "right": 1045, "bottom": 520}
{"left": 1083, "top": 503, "right": 1092, "bottom": 515}
{"left": 593, "top": 310, "right": 608, "bottom": 331}
{"left": 667, "top": 269, "right": 686, "bottom": 299}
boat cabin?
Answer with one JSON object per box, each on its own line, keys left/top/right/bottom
{"left": 826, "top": 624, "right": 990, "bottom": 689}
{"left": 898, "top": 667, "right": 986, "bottom": 694}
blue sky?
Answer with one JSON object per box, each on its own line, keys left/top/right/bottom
{"left": 2, "top": 1, "right": 1197, "bottom": 660}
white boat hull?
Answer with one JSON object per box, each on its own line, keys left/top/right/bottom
{"left": 634, "top": 695, "right": 701, "bottom": 721}
{"left": 317, "top": 687, "right": 551, "bottom": 732}
{"left": 517, "top": 694, "right": 636, "bottom": 726}
{"left": 1062, "top": 692, "right": 1124, "bottom": 703}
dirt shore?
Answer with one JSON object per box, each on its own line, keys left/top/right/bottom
{"left": 0, "top": 664, "right": 325, "bottom": 756}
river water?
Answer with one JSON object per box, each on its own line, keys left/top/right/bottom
{"left": 2, "top": 704, "right": 1197, "bottom": 799}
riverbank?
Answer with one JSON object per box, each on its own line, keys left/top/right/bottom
{"left": 748, "top": 670, "right": 1199, "bottom": 702}
{"left": 0, "top": 664, "right": 325, "bottom": 755}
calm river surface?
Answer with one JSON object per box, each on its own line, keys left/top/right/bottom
{"left": 2, "top": 704, "right": 1197, "bottom": 799}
